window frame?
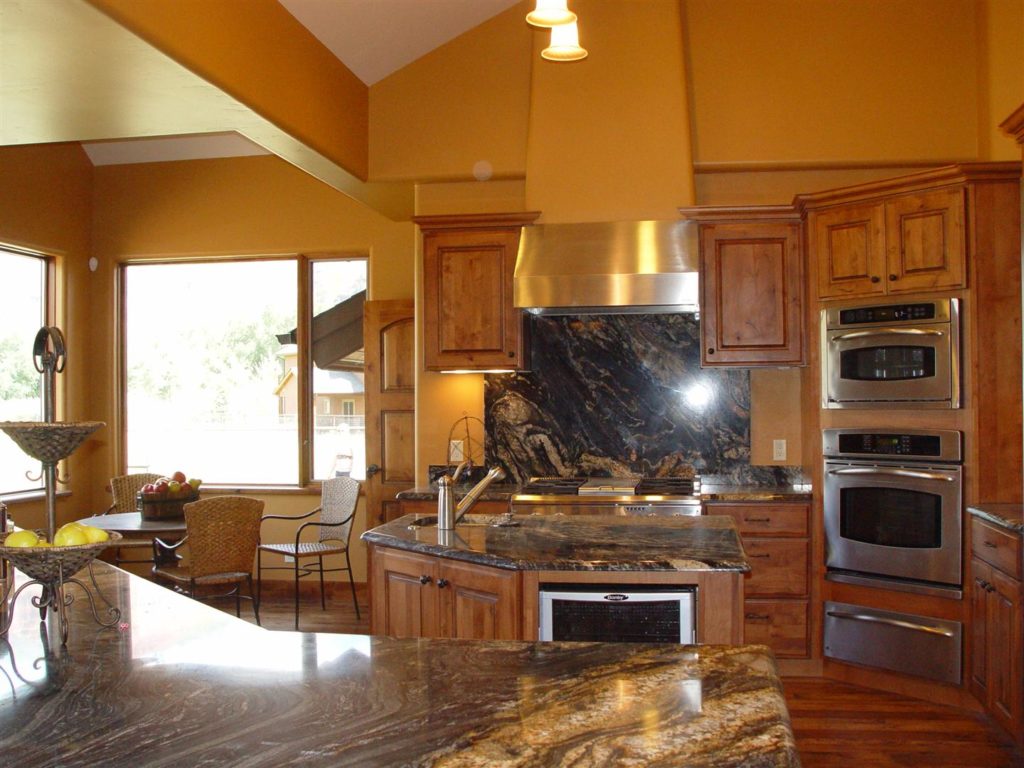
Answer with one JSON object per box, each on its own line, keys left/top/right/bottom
{"left": 118, "top": 252, "right": 366, "bottom": 490}
{"left": 0, "top": 245, "right": 56, "bottom": 499}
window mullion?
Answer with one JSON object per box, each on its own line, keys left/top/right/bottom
{"left": 296, "top": 255, "right": 312, "bottom": 486}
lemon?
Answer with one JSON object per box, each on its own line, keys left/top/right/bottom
{"left": 53, "top": 526, "right": 88, "bottom": 547}
{"left": 81, "top": 525, "right": 109, "bottom": 544}
{"left": 4, "top": 530, "right": 39, "bottom": 547}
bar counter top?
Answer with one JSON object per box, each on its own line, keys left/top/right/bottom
{"left": 362, "top": 513, "right": 751, "bottom": 572}
{"left": 0, "top": 562, "right": 798, "bottom": 767}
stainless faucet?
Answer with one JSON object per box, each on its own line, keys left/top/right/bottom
{"left": 437, "top": 466, "right": 506, "bottom": 530}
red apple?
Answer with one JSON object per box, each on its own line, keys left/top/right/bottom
{"left": 154, "top": 481, "right": 169, "bottom": 496}
{"left": 142, "top": 483, "right": 156, "bottom": 494}
{"left": 171, "top": 471, "right": 187, "bottom": 483}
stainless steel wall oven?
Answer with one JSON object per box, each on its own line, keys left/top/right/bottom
{"left": 821, "top": 298, "right": 960, "bottom": 408}
{"left": 823, "top": 428, "right": 962, "bottom": 593}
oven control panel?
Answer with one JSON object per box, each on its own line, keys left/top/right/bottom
{"left": 823, "top": 428, "right": 962, "bottom": 463}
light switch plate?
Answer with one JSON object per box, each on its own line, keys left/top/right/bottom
{"left": 772, "top": 439, "right": 787, "bottom": 461}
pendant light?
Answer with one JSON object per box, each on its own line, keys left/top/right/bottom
{"left": 526, "top": 0, "right": 576, "bottom": 28}
{"left": 541, "top": 21, "right": 588, "bottom": 61}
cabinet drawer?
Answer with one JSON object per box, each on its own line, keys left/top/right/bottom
{"left": 971, "top": 518, "right": 1022, "bottom": 580}
{"left": 744, "top": 539, "right": 808, "bottom": 597}
{"left": 709, "top": 504, "right": 808, "bottom": 536}
{"left": 743, "top": 599, "right": 809, "bottom": 658}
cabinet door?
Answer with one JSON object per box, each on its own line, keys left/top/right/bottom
{"left": 439, "top": 558, "right": 521, "bottom": 640}
{"left": 885, "top": 188, "right": 965, "bottom": 294}
{"left": 743, "top": 599, "right": 809, "bottom": 658}
{"left": 700, "top": 221, "right": 804, "bottom": 366}
{"left": 422, "top": 227, "right": 527, "bottom": 371}
{"left": 969, "top": 557, "right": 992, "bottom": 700}
{"left": 813, "top": 202, "right": 887, "bottom": 299}
{"left": 371, "top": 548, "right": 440, "bottom": 638}
{"left": 988, "top": 567, "right": 1022, "bottom": 735}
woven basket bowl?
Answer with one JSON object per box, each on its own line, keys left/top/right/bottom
{"left": 0, "top": 421, "right": 104, "bottom": 464}
{"left": 0, "top": 531, "right": 122, "bottom": 583}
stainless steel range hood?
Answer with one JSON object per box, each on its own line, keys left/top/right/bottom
{"left": 514, "top": 219, "right": 699, "bottom": 315}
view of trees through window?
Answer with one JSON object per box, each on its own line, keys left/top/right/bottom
{"left": 0, "top": 250, "right": 46, "bottom": 494}
{"left": 125, "top": 258, "right": 366, "bottom": 485}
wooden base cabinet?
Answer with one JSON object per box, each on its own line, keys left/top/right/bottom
{"left": 969, "top": 518, "right": 1023, "bottom": 742}
{"left": 370, "top": 546, "right": 521, "bottom": 641}
{"left": 707, "top": 502, "right": 811, "bottom": 659}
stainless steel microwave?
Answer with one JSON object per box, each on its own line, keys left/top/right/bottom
{"left": 821, "top": 298, "right": 960, "bottom": 409}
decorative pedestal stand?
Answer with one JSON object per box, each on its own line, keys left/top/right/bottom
{"left": 0, "top": 327, "right": 120, "bottom": 645}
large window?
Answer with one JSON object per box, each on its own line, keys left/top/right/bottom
{"left": 123, "top": 257, "right": 366, "bottom": 486}
{"left": 0, "top": 249, "right": 48, "bottom": 495}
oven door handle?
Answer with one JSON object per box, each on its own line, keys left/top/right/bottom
{"left": 826, "top": 467, "right": 958, "bottom": 482}
{"left": 830, "top": 328, "right": 945, "bottom": 342}
{"left": 826, "top": 609, "right": 955, "bottom": 638}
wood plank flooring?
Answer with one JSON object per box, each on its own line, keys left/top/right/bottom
{"left": 214, "top": 591, "right": 1024, "bottom": 767}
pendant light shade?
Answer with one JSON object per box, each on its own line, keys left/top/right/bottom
{"left": 541, "top": 21, "right": 588, "bottom": 61}
{"left": 526, "top": 0, "right": 576, "bottom": 28}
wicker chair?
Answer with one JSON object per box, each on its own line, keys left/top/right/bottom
{"left": 152, "top": 495, "right": 263, "bottom": 624}
{"left": 106, "top": 472, "right": 163, "bottom": 514}
{"left": 258, "top": 476, "right": 360, "bottom": 630}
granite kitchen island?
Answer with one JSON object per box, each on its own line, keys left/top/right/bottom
{"left": 363, "top": 513, "right": 750, "bottom": 644}
{"left": 0, "top": 560, "right": 797, "bottom": 767}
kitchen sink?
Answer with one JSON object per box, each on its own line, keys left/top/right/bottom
{"left": 407, "top": 513, "right": 519, "bottom": 529}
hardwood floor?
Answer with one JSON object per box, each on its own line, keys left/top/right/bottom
{"left": 214, "top": 592, "right": 1024, "bottom": 767}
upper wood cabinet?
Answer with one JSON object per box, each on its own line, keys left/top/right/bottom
{"left": 805, "top": 175, "right": 974, "bottom": 300}
{"left": 680, "top": 208, "right": 805, "bottom": 367}
{"left": 416, "top": 213, "right": 540, "bottom": 372}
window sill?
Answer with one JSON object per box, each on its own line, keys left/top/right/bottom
{"left": 0, "top": 489, "right": 72, "bottom": 505}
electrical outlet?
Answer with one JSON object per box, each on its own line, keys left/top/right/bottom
{"left": 449, "top": 439, "right": 465, "bottom": 462}
{"left": 284, "top": 555, "right": 295, "bottom": 563}
{"left": 772, "top": 439, "right": 787, "bottom": 462}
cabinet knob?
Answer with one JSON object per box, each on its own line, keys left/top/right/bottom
{"left": 419, "top": 575, "right": 432, "bottom": 585}
{"left": 707, "top": 348, "right": 715, "bottom": 355}
{"left": 870, "top": 276, "right": 881, "bottom": 283}
{"left": 888, "top": 274, "right": 898, "bottom": 281}
{"left": 437, "top": 578, "right": 450, "bottom": 589}
{"left": 508, "top": 351, "right": 515, "bottom": 358}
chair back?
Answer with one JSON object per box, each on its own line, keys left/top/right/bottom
{"left": 183, "top": 496, "right": 264, "bottom": 579}
{"left": 319, "top": 476, "right": 360, "bottom": 544}
{"left": 110, "top": 473, "right": 163, "bottom": 513}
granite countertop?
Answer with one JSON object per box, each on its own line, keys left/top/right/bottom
{"left": 396, "top": 483, "right": 812, "bottom": 504}
{"left": 0, "top": 562, "right": 798, "bottom": 767}
{"left": 362, "top": 513, "right": 751, "bottom": 572}
{"left": 967, "top": 503, "right": 1024, "bottom": 533}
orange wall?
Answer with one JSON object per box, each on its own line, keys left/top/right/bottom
{"left": 87, "top": 0, "right": 369, "bottom": 180}
{"left": 0, "top": 143, "right": 104, "bottom": 528}
{"left": 369, "top": 2, "right": 534, "bottom": 183}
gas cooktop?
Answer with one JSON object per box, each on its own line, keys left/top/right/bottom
{"left": 517, "top": 475, "right": 700, "bottom": 499}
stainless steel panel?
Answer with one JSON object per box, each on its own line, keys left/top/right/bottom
{"left": 824, "top": 601, "right": 962, "bottom": 684}
{"left": 825, "top": 569, "right": 963, "bottom": 600}
{"left": 514, "top": 220, "right": 700, "bottom": 314}
{"left": 822, "top": 428, "right": 962, "bottom": 462}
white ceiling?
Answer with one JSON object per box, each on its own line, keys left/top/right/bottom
{"left": 279, "top": 0, "right": 522, "bottom": 86}
{"left": 81, "top": 0, "right": 522, "bottom": 166}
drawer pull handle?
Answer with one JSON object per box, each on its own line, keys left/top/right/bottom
{"left": 745, "top": 613, "right": 770, "bottom": 621}
{"left": 978, "top": 580, "right": 991, "bottom": 590}
{"left": 436, "top": 578, "right": 449, "bottom": 588}
{"left": 419, "top": 575, "right": 433, "bottom": 585}
{"left": 983, "top": 541, "right": 997, "bottom": 548}
{"left": 826, "top": 609, "right": 955, "bottom": 638}
{"left": 745, "top": 517, "right": 770, "bottom": 523}
{"left": 749, "top": 553, "right": 771, "bottom": 559}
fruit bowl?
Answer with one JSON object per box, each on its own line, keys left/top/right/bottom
{"left": 0, "top": 531, "right": 122, "bottom": 583}
{"left": 137, "top": 490, "right": 199, "bottom": 520}
{"left": 0, "top": 421, "right": 104, "bottom": 464}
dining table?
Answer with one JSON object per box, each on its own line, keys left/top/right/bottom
{"left": 75, "top": 512, "right": 186, "bottom": 567}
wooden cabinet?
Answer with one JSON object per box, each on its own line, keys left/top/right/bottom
{"left": 370, "top": 546, "right": 521, "bottom": 641}
{"left": 969, "top": 518, "right": 1023, "bottom": 741}
{"left": 416, "top": 212, "right": 539, "bottom": 372}
{"left": 707, "top": 502, "right": 810, "bottom": 658}
{"left": 689, "top": 213, "right": 805, "bottom": 366}
{"left": 809, "top": 186, "right": 966, "bottom": 300}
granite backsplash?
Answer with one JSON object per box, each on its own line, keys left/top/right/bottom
{"left": 483, "top": 313, "right": 803, "bottom": 486}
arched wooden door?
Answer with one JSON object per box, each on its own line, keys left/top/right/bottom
{"left": 363, "top": 299, "right": 415, "bottom": 527}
